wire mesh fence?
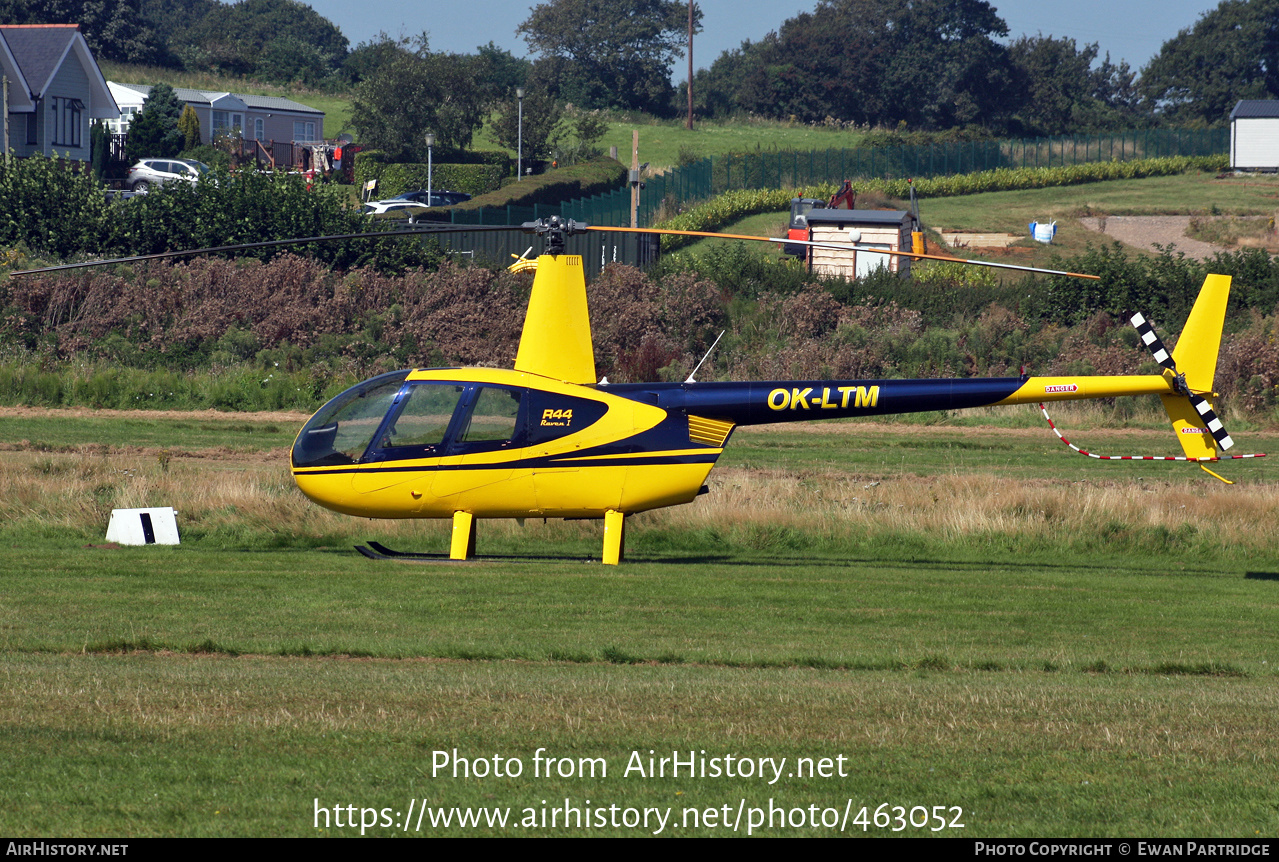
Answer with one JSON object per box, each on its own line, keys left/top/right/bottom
{"left": 457, "top": 128, "right": 1228, "bottom": 229}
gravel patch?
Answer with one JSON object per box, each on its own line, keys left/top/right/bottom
{"left": 1078, "top": 215, "right": 1228, "bottom": 259}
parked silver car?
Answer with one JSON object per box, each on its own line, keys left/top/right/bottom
{"left": 361, "top": 200, "right": 435, "bottom": 224}
{"left": 126, "top": 158, "right": 213, "bottom": 193}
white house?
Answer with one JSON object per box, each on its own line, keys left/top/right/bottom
{"left": 107, "top": 82, "right": 325, "bottom": 145}
{"left": 1230, "top": 100, "right": 1279, "bottom": 172}
{"left": 1, "top": 24, "right": 119, "bottom": 162}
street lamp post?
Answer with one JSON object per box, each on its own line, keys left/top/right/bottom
{"left": 516, "top": 87, "right": 524, "bottom": 181}
{"left": 425, "top": 133, "right": 434, "bottom": 201}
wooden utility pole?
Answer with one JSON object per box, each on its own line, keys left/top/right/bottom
{"left": 686, "top": 0, "right": 694, "bottom": 130}
{"left": 630, "top": 130, "right": 640, "bottom": 229}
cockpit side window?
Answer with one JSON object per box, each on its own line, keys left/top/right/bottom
{"left": 450, "top": 386, "right": 524, "bottom": 454}
{"left": 377, "top": 383, "right": 467, "bottom": 455}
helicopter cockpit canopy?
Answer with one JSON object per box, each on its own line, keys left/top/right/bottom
{"left": 291, "top": 370, "right": 410, "bottom": 468}
{"left": 291, "top": 369, "right": 613, "bottom": 470}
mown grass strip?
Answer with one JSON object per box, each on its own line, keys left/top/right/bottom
{"left": 47, "top": 640, "right": 1261, "bottom": 677}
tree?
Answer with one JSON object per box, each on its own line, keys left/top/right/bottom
{"left": 138, "top": 0, "right": 218, "bottom": 44}
{"left": 89, "top": 120, "right": 108, "bottom": 182}
{"left": 490, "top": 87, "right": 607, "bottom": 164}
{"left": 716, "top": 6, "right": 891, "bottom": 126}
{"left": 342, "top": 32, "right": 410, "bottom": 84}
{"left": 0, "top": 0, "right": 165, "bottom": 64}
{"left": 489, "top": 87, "right": 562, "bottom": 162}
{"left": 517, "top": 0, "right": 700, "bottom": 114}
{"left": 696, "top": 0, "right": 1014, "bottom": 130}
{"left": 125, "top": 83, "right": 184, "bottom": 163}
{"left": 472, "top": 42, "right": 533, "bottom": 108}
{"left": 877, "top": 0, "right": 1015, "bottom": 129}
{"left": 1008, "top": 36, "right": 1147, "bottom": 135}
{"left": 256, "top": 36, "right": 328, "bottom": 85}
{"left": 1140, "top": 0, "right": 1279, "bottom": 126}
{"left": 177, "top": 104, "right": 202, "bottom": 150}
{"left": 172, "top": 0, "right": 348, "bottom": 81}
{"left": 349, "top": 38, "right": 486, "bottom": 160}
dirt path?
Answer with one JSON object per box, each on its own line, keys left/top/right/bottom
{"left": 1078, "top": 215, "right": 1228, "bottom": 259}
{"left": 0, "top": 405, "right": 311, "bottom": 423}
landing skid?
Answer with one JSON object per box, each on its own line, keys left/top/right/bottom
{"left": 354, "top": 540, "right": 598, "bottom": 565}
{"left": 355, "top": 509, "right": 627, "bottom": 564}
{"left": 354, "top": 541, "right": 451, "bottom": 562}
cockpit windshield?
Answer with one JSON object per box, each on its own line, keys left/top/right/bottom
{"left": 291, "top": 370, "right": 409, "bottom": 468}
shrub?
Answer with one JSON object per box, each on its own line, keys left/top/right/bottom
{"left": 0, "top": 154, "right": 448, "bottom": 275}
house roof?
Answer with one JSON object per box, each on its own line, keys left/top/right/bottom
{"left": 110, "top": 82, "right": 323, "bottom": 116}
{"left": 807, "top": 209, "right": 914, "bottom": 227}
{"left": 239, "top": 93, "right": 323, "bottom": 115}
{"left": 0, "top": 33, "right": 34, "bottom": 110}
{"left": 1231, "top": 100, "right": 1279, "bottom": 120}
{"left": 0, "top": 25, "right": 117, "bottom": 117}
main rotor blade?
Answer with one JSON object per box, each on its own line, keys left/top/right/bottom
{"left": 8, "top": 224, "right": 518, "bottom": 276}
{"left": 586, "top": 225, "right": 1101, "bottom": 281}
{"left": 767, "top": 237, "right": 1102, "bottom": 280}
{"left": 585, "top": 225, "right": 779, "bottom": 244}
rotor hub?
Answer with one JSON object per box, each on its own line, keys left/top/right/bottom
{"left": 522, "top": 216, "right": 589, "bottom": 256}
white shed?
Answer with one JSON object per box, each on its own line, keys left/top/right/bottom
{"left": 1230, "top": 100, "right": 1279, "bottom": 172}
{"left": 805, "top": 209, "right": 915, "bottom": 279}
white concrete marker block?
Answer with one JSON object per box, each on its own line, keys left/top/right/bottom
{"left": 106, "top": 507, "right": 180, "bottom": 546}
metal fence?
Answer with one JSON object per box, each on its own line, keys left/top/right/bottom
{"left": 429, "top": 227, "right": 660, "bottom": 280}
{"left": 230, "top": 139, "right": 312, "bottom": 170}
{"left": 460, "top": 127, "right": 1228, "bottom": 230}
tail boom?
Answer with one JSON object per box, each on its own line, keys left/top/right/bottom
{"left": 993, "top": 375, "right": 1176, "bottom": 406}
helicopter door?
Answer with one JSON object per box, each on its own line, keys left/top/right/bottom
{"left": 430, "top": 386, "right": 535, "bottom": 512}
{"left": 352, "top": 383, "right": 466, "bottom": 497}
{"left": 524, "top": 391, "right": 615, "bottom": 514}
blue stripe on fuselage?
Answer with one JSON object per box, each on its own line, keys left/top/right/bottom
{"left": 603, "top": 378, "right": 1025, "bottom": 425}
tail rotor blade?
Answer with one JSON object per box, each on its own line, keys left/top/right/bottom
{"left": 1129, "top": 312, "right": 1177, "bottom": 372}
{"left": 1134, "top": 309, "right": 1237, "bottom": 454}
{"left": 1189, "top": 394, "right": 1235, "bottom": 450}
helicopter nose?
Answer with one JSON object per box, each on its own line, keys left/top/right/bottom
{"left": 292, "top": 470, "right": 355, "bottom": 514}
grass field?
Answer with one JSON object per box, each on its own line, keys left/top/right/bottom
{"left": 474, "top": 113, "right": 866, "bottom": 173}
{"left": 1, "top": 406, "right": 1277, "bottom": 837}
{"left": 592, "top": 116, "right": 865, "bottom": 173}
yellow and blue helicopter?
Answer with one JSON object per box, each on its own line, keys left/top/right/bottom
{"left": 286, "top": 217, "right": 1258, "bottom": 565}
{"left": 12, "top": 215, "right": 1259, "bottom": 562}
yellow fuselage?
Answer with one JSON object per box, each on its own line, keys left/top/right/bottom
{"left": 291, "top": 368, "right": 721, "bottom": 520}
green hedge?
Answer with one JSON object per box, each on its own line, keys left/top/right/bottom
{"left": 381, "top": 163, "right": 507, "bottom": 198}
{"left": 459, "top": 157, "right": 626, "bottom": 210}
{"left": 353, "top": 151, "right": 509, "bottom": 198}
{"left": 353, "top": 152, "right": 626, "bottom": 209}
